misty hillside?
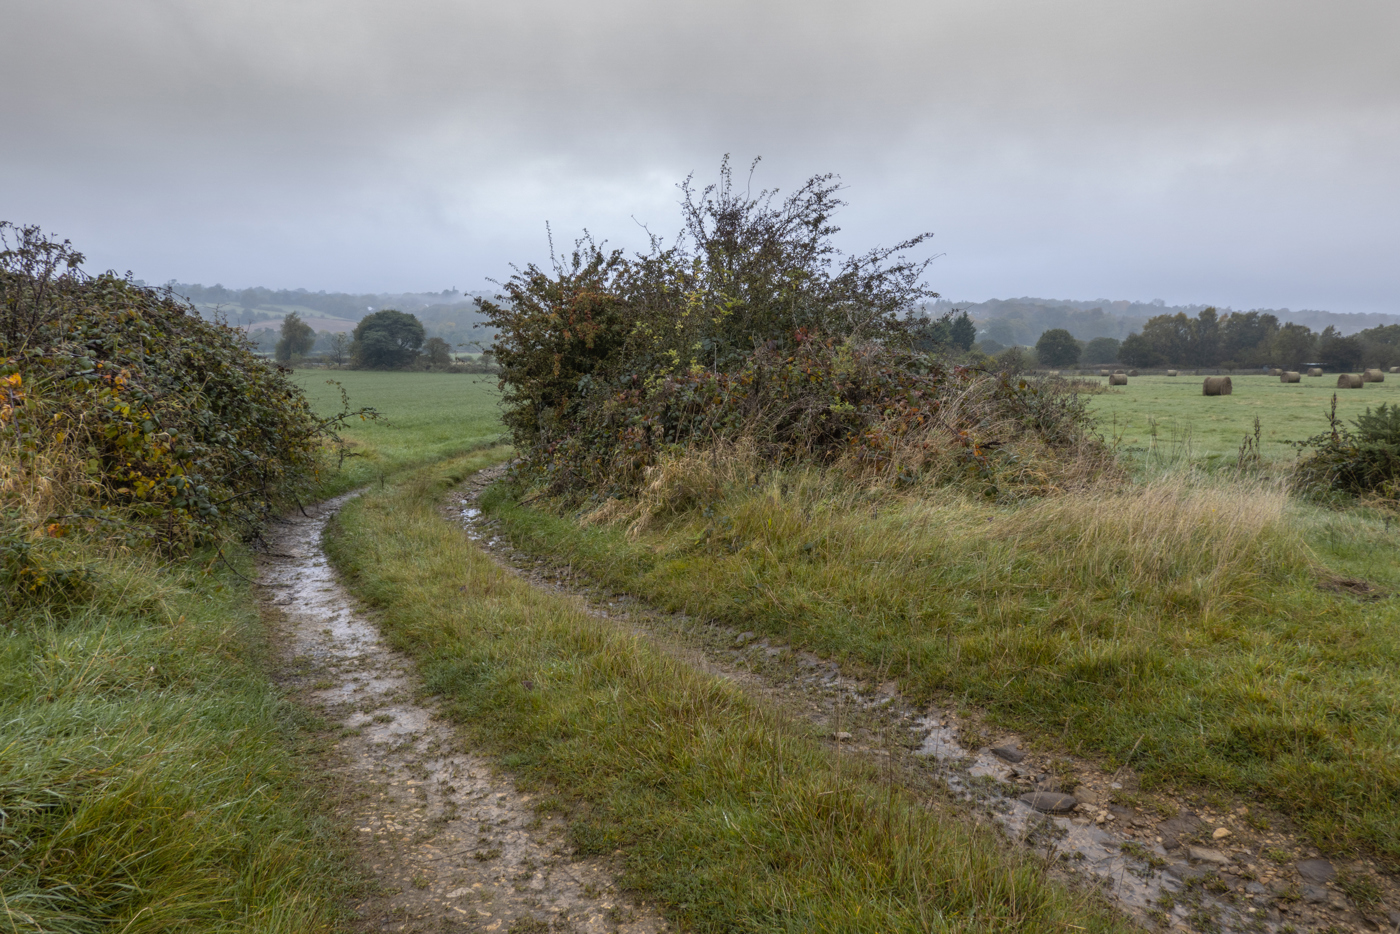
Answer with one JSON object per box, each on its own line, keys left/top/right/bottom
{"left": 162, "top": 280, "right": 1399, "bottom": 354}
{"left": 160, "top": 282, "right": 495, "bottom": 349}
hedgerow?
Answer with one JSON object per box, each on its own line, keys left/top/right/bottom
{"left": 1, "top": 223, "right": 362, "bottom": 597}
{"left": 481, "top": 161, "right": 1108, "bottom": 500}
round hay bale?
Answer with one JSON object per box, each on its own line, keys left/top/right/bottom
{"left": 1363, "top": 368, "right": 1384, "bottom": 382}
{"left": 1307, "top": 367, "right": 1323, "bottom": 377}
{"left": 1099, "top": 369, "right": 1111, "bottom": 377}
{"left": 1108, "top": 373, "right": 1128, "bottom": 386}
{"left": 1166, "top": 369, "right": 1178, "bottom": 376}
{"left": 1048, "top": 370, "right": 1061, "bottom": 377}
{"left": 1203, "top": 376, "right": 1232, "bottom": 396}
{"left": 1281, "top": 371, "right": 1301, "bottom": 383}
{"left": 1337, "top": 373, "right": 1365, "bottom": 388}
{"left": 1389, "top": 366, "right": 1400, "bottom": 374}
{"left": 1128, "top": 369, "right": 1140, "bottom": 376}
{"left": 1269, "top": 367, "right": 1283, "bottom": 376}
{"left": 1113, "top": 369, "right": 1125, "bottom": 375}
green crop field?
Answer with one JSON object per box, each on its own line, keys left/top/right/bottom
{"left": 293, "top": 370, "right": 504, "bottom": 485}
{"left": 1085, "top": 372, "right": 1400, "bottom": 465}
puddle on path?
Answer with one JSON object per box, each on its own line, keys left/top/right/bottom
{"left": 452, "top": 471, "right": 1399, "bottom": 934}
{"left": 260, "top": 494, "right": 667, "bottom": 934}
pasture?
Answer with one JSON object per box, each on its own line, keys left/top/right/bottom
{"left": 293, "top": 369, "right": 504, "bottom": 486}
{"left": 1085, "top": 372, "right": 1400, "bottom": 465}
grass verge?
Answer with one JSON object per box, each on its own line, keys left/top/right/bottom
{"left": 1, "top": 540, "right": 351, "bottom": 932}
{"left": 481, "top": 458, "right": 1400, "bottom": 863}
{"left": 324, "top": 449, "right": 1133, "bottom": 933}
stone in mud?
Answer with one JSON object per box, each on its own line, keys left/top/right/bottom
{"left": 1072, "top": 786, "right": 1101, "bottom": 806}
{"left": 1186, "top": 846, "right": 1231, "bottom": 865}
{"left": 1295, "top": 858, "right": 1335, "bottom": 884}
{"left": 1388, "top": 910, "right": 1400, "bottom": 929}
{"left": 1019, "top": 791, "right": 1077, "bottom": 813}
{"left": 832, "top": 731, "right": 853, "bottom": 741}
{"left": 991, "top": 745, "right": 1026, "bottom": 763}
{"left": 1301, "top": 884, "right": 1329, "bottom": 904}
{"left": 734, "top": 631, "right": 757, "bottom": 646}
{"left": 1158, "top": 811, "right": 1202, "bottom": 850}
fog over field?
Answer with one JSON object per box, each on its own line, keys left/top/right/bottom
{"left": 3, "top": 0, "right": 1397, "bottom": 314}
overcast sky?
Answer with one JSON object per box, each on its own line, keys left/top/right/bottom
{"left": 3, "top": 0, "right": 1397, "bottom": 312}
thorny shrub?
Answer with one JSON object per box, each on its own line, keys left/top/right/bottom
{"left": 1293, "top": 393, "right": 1400, "bottom": 500}
{"left": 481, "top": 161, "right": 1108, "bottom": 502}
{"left": 1, "top": 223, "right": 371, "bottom": 602}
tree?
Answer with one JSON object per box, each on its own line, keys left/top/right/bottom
{"left": 1118, "top": 332, "right": 1163, "bottom": 368}
{"left": 274, "top": 311, "right": 315, "bottom": 362}
{"left": 327, "top": 332, "right": 351, "bottom": 367}
{"left": 424, "top": 336, "right": 453, "bottom": 368}
{"left": 948, "top": 310, "right": 976, "bottom": 351}
{"left": 1035, "top": 328, "right": 1080, "bottom": 367}
{"left": 351, "top": 309, "right": 425, "bottom": 369}
{"left": 1083, "top": 336, "right": 1120, "bottom": 364}
{"left": 1220, "top": 311, "right": 1279, "bottom": 367}
{"left": 1316, "top": 326, "right": 1361, "bottom": 372}
{"left": 994, "top": 345, "right": 1033, "bottom": 373}
{"left": 1271, "top": 322, "right": 1316, "bottom": 370}
{"left": 1188, "top": 307, "right": 1223, "bottom": 366}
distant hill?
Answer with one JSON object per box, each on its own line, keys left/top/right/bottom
{"left": 155, "top": 282, "right": 496, "bottom": 350}
{"left": 926, "top": 297, "right": 1400, "bottom": 347}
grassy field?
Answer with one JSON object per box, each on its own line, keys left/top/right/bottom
{"left": 483, "top": 458, "right": 1400, "bottom": 862}
{"left": 325, "top": 452, "right": 1133, "bottom": 934}
{"left": 1086, "top": 372, "right": 1400, "bottom": 465}
{"left": 292, "top": 369, "right": 503, "bottom": 490}
{"left": 0, "top": 543, "right": 351, "bottom": 931}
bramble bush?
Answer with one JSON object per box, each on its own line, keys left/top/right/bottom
{"left": 1, "top": 222, "right": 369, "bottom": 595}
{"left": 481, "top": 160, "right": 1108, "bottom": 501}
{"left": 1294, "top": 394, "right": 1400, "bottom": 500}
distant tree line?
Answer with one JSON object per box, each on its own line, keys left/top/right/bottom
{"left": 270, "top": 308, "right": 483, "bottom": 371}
{"left": 1115, "top": 307, "right": 1400, "bottom": 371}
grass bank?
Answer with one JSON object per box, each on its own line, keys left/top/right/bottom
{"left": 324, "top": 450, "right": 1133, "bottom": 934}
{"left": 0, "top": 541, "right": 350, "bottom": 932}
{"left": 482, "top": 456, "right": 1400, "bottom": 863}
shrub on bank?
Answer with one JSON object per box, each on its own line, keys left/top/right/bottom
{"left": 1, "top": 222, "right": 355, "bottom": 563}
{"left": 482, "top": 161, "right": 1107, "bottom": 500}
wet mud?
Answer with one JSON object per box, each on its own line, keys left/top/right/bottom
{"left": 260, "top": 494, "right": 667, "bottom": 934}
{"left": 453, "top": 470, "right": 1400, "bottom": 934}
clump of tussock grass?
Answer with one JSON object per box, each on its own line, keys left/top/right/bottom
{"left": 995, "top": 473, "right": 1313, "bottom": 612}
{"left": 0, "top": 537, "right": 350, "bottom": 932}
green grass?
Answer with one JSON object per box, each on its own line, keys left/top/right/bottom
{"left": 1086, "top": 373, "right": 1400, "bottom": 465}
{"left": 324, "top": 452, "right": 1134, "bottom": 934}
{"left": 483, "top": 461, "right": 1400, "bottom": 863}
{"left": 292, "top": 369, "right": 504, "bottom": 492}
{"left": 0, "top": 542, "right": 350, "bottom": 932}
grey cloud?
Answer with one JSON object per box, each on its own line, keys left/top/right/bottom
{"left": 2, "top": 0, "right": 1396, "bottom": 310}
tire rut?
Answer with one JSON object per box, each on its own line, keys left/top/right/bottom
{"left": 259, "top": 493, "right": 668, "bottom": 934}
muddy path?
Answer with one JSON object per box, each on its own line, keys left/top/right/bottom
{"left": 259, "top": 494, "right": 668, "bottom": 934}
{"left": 452, "top": 470, "right": 1400, "bottom": 934}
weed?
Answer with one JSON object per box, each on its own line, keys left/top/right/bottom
{"left": 1335, "top": 868, "right": 1383, "bottom": 910}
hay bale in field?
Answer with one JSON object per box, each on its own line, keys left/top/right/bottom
{"left": 1048, "top": 370, "right": 1060, "bottom": 376}
{"left": 1166, "top": 369, "right": 1178, "bottom": 376}
{"left": 1281, "top": 371, "right": 1301, "bottom": 383}
{"left": 1389, "top": 366, "right": 1400, "bottom": 374}
{"left": 1099, "top": 369, "right": 1111, "bottom": 376}
{"left": 1363, "top": 368, "right": 1384, "bottom": 382}
{"left": 1203, "top": 376, "right": 1232, "bottom": 396}
{"left": 1109, "top": 373, "right": 1128, "bottom": 386}
{"left": 1128, "top": 369, "right": 1140, "bottom": 377}
{"left": 1337, "top": 373, "right": 1365, "bottom": 388}
{"left": 1307, "top": 368, "right": 1323, "bottom": 377}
